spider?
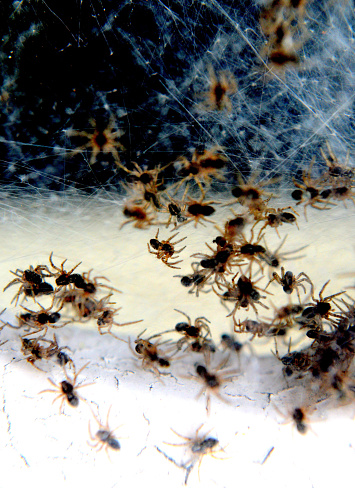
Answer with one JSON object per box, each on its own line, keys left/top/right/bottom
{"left": 65, "top": 115, "right": 125, "bottom": 166}
{"left": 214, "top": 271, "right": 270, "bottom": 323}
{"left": 298, "top": 281, "right": 344, "bottom": 330}
{"left": 3, "top": 265, "right": 53, "bottom": 305}
{"left": 234, "top": 229, "right": 267, "bottom": 273}
{"left": 193, "top": 357, "right": 238, "bottom": 414}
{"left": 192, "top": 237, "right": 242, "bottom": 289}
{"left": 40, "top": 362, "right": 90, "bottom": 413}
{"left": 120, "top": 201, "right": 158, "bottom": 229}
{"left": 17, "top": 301, "right": 68, "bottom": 337}
{"left": 234, "top": 318, "right": 273, "bottom": 341}
{"left": 174, "top": 145, "right": 227, "bottom": 195}
{"left": 88, "top": 406, "right": 121, "bottom": 459}
{"left": 215, "top": 210, "right": 249, "bottom": 243}
{"left": 48, "top": 252, "right": 82, "bottom": 287}
{"left": 21, "top": 333, "right": 73, "bottom": 370}
{"left": 175, "top": 261, "right": 212, "bottom": 297}
{"left": 197, "top": 65, "right": 237, "bottom": 112}
{"left": 265, "top": 266, "right": 313, "bottom": 302}
{"left": 96, "top": 304, "right": 143, "bottom": 337}
{"left": 176, "top": 195, "right": 217, "bottom": 229}
{"left": 258, "top": 235, "right": 308, "bottom": 276}
{"left": 148, "top": 229, "right": 187, "bottom": 269}
{"left": 258, "top": 206, "right": 299, "bottom": 238}
{"left": 173, "top": 309, "right": 211, "bottom": 351}
{"left": 319, "top": 141, "right": 354, "bottom": 185}
{"left": 162, "top": 424, "right": 224, "bottom": 484}
{"left": 161, "top": 193, "right": 188, "bottom": 229}
{"left": 292, "top": 159, "right": 335, "bottom": 219}
{"left": 129, "top": 330, "right": 172, "bottom": 375}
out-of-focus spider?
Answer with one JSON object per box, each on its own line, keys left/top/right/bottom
{"left": 299, "top": 281, "right": 344, "bottom": 329}
{"left": 174, "top": 145, "right": 227, "bottom": 195}
{"left": 214, "top": 272, "right": 270, "bottom": 323}
{"left": 258, "top": 235, "right": 308, "bottom": 276}
{"left": 197, "top": 65, "right": 237, "bottom": 112}
{"left": 21, "top": 333, "right": 73, "bottom": 370}
{"left": 234, "top": 318, "right": 273, "bottom": 341}
{"left": 274, "top": 402, "right": 314, "bottom": 435}
{"left": 215, "top": 210, "right": 249, "bottom": 243}
{"left": 88, "top": 406, "right": 121, "bottom": 459}
{"left": 40, "top": 362, "right": 91, "bottom": 413}
{"left": 129, "top": 330, "right": 172, "bottom": 375}
{"left": 65, "top": 115, "right": 125, "bottom": 166}
{"left": 175, "top": 262, "right": 212, "bottom": 297}
{"left": 193, "top": 357, "right": 238, "bottom": 414}
{"left": 96, "top": 301, "right": 143, "bottom": 337}
{"left": 173, "top": 309, "right": 211, "bottom": 351}
{"left": 121, "top": 201, "right": 158, "bottom": 229}
{"left": 4, "top": 265, "right": 53, "bottom": 305}
{"left": 292, "top": 159, "right": 335, "bottom": 219}
{"left": 148, "top": 229, "right": 187, "bottom": 269}
{"left": 162, "top": 424, "right": 224, "bottom": 484}
{"left": 265, "top": 266, "right": 314, "bottom": 302}
{"left": 176, "top": 195, "right": 217, "bottom": 229}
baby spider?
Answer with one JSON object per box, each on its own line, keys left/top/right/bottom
{"left": 229, "top": 171, "right": 278, "bottom": 212}
{"left": 265, "top": 266, "right": 314, "bottom": 302}
{"left": 3, "top": 265, "right": 53, "bottom": 305}
{"left": 193, "top": 357, "right": 238, "bottom": 414}
{"left": 274, "top": 402, "right": 314, "bottom": 435}
{"left": 88, "top": 406, "right": 121, "bottom": 459}
{"left": 121, "top": 201, "right": 158, "bottom": 229}
{"left": 234, "top": 318, "right": 273, "bottom": 341}
{"left": 48, "top": 252, "right": 82, "bottom": 287}
{"left": 197, "top": 64, "right": 237, "bottom": 112}
{"left": 148, "top": 229, "right": 187, "bottom": 269}
{"left": 161, "top": 193, "right": 187, "bottom": 229}
{"left": 176, "top": 195, "right": 217, "bottom": 229}
{"left": 291, "top": 159, "right": 335, "bottom": 219}
{"left": 258, "top": 206, "right": 299, "bottom": 238}
{"left": 215, "top": 271, "right": 270, "bottom": 324}
{"left": 129, "top": 330, "right": 172, "bottom": 375}
{"left": 163, "top": 424, "right": 223, "bottom": 484}
{"left": 40, "top": 362, "right": 90, "bottom": 413}
{"left": 175, "top": 261, "right": 212, "bottom": 297}
{"left": 298, "top": 281, "right": 344, "bottom": 330}
{"left": 96, "top": 303, "right": 143, "bottom": 338}
{"left": 319, "top": 141, "right": 354, "bottom": 185}
{"left": 173, "top": 309, "right": 211, "bottom": 351}
{"left": 21, "top": 333, "right": 72, "bottom": 370}
{"left": 65, "top": 115, "right": 125, "bottom": 166}
{"left": 174, "top": 145, "right": 227, "bottom": 195}
{"left": 17, "top": 301, "right": 68, "bottom": 337}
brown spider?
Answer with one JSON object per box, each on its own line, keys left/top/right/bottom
{"left": 234, "top": 229, "right": 267, "bottom": 273}
{"left": 174, "top": 145, "right": 227, "bottom": 195}
{"left": 214, "top": 271, "right": 270, "bottom": 323}
{"left": 129, "top": 330, "right": 172, "bottom": 375}
{"left": 265, "top": 266, "right": 314, "bottom": 302}
{"left": 48, "top": 252, "right": 82, "bottom": 288}
{"left": 234, "top": 318, "right": 273, "bottom": 341}
{"left": 197, "top": 65, "right": 237, "bottom": 112}
{"left": 176, "top": 195, "right": 217, "bottom": 229}
{"left": 96, "top": 302, "right": 143, "bottom": 337}
{"left": 40, "top": 362, "right": 91, "bottom": 413}
{"left": 21, "top": 333, "right": 73, "bottom": 370}
{"left": 120, "top": 201, "right": 158, "bottom": 229}
{"left": 88, "top": 406, "right": 121, "bottom": 459}
{"left": 148, "top": 229, "right": 187, "bottom": 269}
{"left": 258, "top": 206, "right": 299, "bottom": 238}
{"left": 65, "top": 115, "right": 125, "bottom": 166}
{"left": 3, "top": 265, "right": 53, "bottom": 305}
